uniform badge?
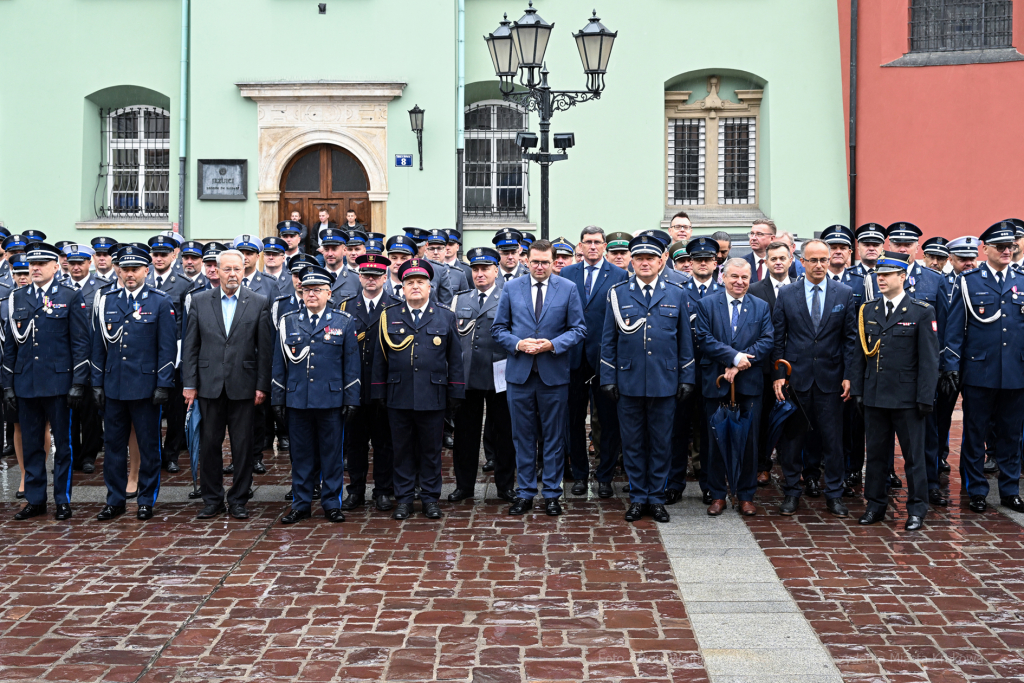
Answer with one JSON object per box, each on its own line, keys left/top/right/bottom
{"left": 107, "top": 323, "right": 112, "bottom": 331}
{"left": 291, "top": 346, "right": 297, "bottom": 355}
{"left": 399, "top": 328, "right": 405, "bottom": 334}
{"left": 433, "top": 336, "right": 442, "bottom": 346}
{"left": 979, "top": 307, "right": 985, "bottom": 315}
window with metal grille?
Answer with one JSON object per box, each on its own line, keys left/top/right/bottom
{"left": 97, "top": 106, "right": 170, "bottom": 219}
{"left": 667, "top": 118, "right": 705, "bottom": 205}
{"left": 910, "top": 0, "right": 1013, "bottom": 52}
{"left": 719, "top": 117, "right": 756, "bottom": 205}
{"left": 463, "top": 102, "right": 529, "bottom": 218}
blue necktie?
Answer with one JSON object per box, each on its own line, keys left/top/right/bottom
{"left": 699, "top": 284, "right": 706, "bottom": 297}
{"left": 584, "top": 266, "right": 595, "bottom": 299}
{"left": 731, "top": 299, "right": 740, "bottom": 338}
{"left": 643, "top": 284, "right": 652, "bottom": 304}
{"left": 811, "top": 285, "right": 822, "bottom": 330}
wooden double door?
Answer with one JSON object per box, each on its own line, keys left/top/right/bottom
{"left": 279, "top": 144, "right": 370, "bottom": 251}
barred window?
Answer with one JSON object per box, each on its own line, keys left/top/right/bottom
{"left": 463, "top": 102, "right": 529, "bottom": 219}
{"left": 667, "top": 119, "right": 705, "bottom": 205}
{"left": 718, "top": 117, "right": 756, "bottom": 205}
{"left": 99, "top": 106, "right": 170, "bottom": 219}
{"left": 910, "top": 0, "right": 1013, "bottom": 52}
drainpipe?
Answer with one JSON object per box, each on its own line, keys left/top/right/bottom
{"left": 849, "top": 0, "right": 858, "bottom": 231}
{"left": 456, "top": 0, "right": 465, "bottom": 244}
{"left": 178, "top": 0, "right": 190, "bottom": 237}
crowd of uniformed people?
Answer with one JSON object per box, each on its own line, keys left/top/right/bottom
{"left": 4, "top": 213, "right": 1024, "bottom": 531}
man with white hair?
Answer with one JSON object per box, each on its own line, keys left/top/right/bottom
{"left": 182, "top": 249, "right": 274, "bottom": 520}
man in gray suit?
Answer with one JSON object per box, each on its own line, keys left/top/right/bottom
{"left": 182, "top": 249, "right": 274, "bottom": 520}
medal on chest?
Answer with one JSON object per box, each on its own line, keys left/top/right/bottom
{"left": 133, "top": 302, "right": 142, "bottom": 320}
{"left": 433, "top": 336, "right": 442, "bottom": 346}
{"left": 324, "top": 326, "right": 332, "bottom": 340}
{"left": 908, "top": 275, "right": 916, "bottom": 294}
{"left": 42, "top": 295, "right": 52, "bottom": 314}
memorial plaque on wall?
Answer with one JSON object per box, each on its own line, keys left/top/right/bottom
{"left": 197, "top": 159, "right": 247, "bottom": 200}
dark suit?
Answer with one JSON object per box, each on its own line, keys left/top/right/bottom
{"left": 770, "top": 278, "right": 857, "bottom": 499}
{"left": 182, "top": 287, "right": 273, "bottom": 508}
{"left": 66, "top": 276, "right": 109, "bottom": 469}
{"left": 147, "top": 269, "right": 193, "bottom": 466}
{"left": 744, "top": 253, "right": 800, "bottom": 283}
{"left": 562, "top": 259, "right": 628, "bottom": 483}
{"left": 693, "top": 290, "right": 774, "bottom": 501}
{"left": 309, "top": 221, "right": 338, "bottom": 254}
{"left": 492, "top": 274, "right": 586, "bottom": 499}
{"left": 747, "top": 276, "right": 789, "bottom": 475}
{"left": 851, "top": 294, "right": 939, "bottom": 517}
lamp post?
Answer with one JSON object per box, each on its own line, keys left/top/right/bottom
{"left": 408, "top": 104, "right": 424, "bottom": 171}
{"left": 484, "top": 3, "right": 616, "bottom": 239}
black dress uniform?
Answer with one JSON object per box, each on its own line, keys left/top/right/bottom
{"left": 1, "top": 243, "right": 90, "bottom": 520}
{"left": 91, "top": 252, "right": 177, "bottom": 519}
{"left": 371, "top": 259, "right": 465, "bottom": 519}
{"left": 339, "top": 255, "right": 400, "bottom": 510}
{"left": 850, "top": 252, "right": 939, "bottom": 529}
{"left": 450, "top": 248, "right": 516, "bottom": 501}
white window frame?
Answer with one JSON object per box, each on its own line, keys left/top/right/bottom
{"left": 463, "top": 100, "right": 529, "bottom": 218}
{"left": 106, "top": 106, "right": 170, "bottom": 218}
{"left": 667, "top": 118, "right": 706, "bottom": 206}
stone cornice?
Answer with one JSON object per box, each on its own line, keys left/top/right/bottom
{"left": 236, "top": 81, "right": 407, "bottom": 102}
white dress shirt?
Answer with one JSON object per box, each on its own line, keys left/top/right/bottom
{"left": 724, "top": 291, "right": 748, "bottom": 367}
{"left": 881, "top": 289, "right": 906, "bottom": 318}
{"left": 363, "top": 291, "right": 384, "bottom": 311}
{"left": 529, "top": 276, "right": 549, "bottom": 310}
{"left": 769, "top": 274, "right": 791, "bottom": 297}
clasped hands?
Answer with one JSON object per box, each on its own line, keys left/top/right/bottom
{"left": 517, "top": 338, "right": 554, "bottom": 355}
{"left": 722, "top": 354, "right": 755, "bottom": 383}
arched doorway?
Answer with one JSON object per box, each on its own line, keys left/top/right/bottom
{"left": 279, "top": 144, "right": 370, "bottom": 252}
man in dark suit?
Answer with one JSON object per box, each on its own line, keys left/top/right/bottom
{"left": 561, "top": 226, "right": 628, "bottom": 497}
{"left": 744, "top": 218, "right": 800, "bottom": 283}
{"left": 182, "top": 249, "right": 274, "bottom": 520}
{"left": 309, "top": 208, "right": 337, "bottom": 255}
{"left": 851, "top": 252, "right": 939, "bottom": 531}
{"left": 693, "top": 257, "right": 774, "bottom": 516}
{"left": 770, "top": 240, "right": 858, "bottom": 517}
{"left": 493, "top": 239, "right": 586, "bottom": 516}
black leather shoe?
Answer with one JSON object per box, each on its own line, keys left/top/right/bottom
{"left": 96, "top": 504, "right": 125, "bottom": 520}
{"left": 223, "top": 463, "right": 234, "bottom": 475}
{"left": 887, "top": 472, "right": 903, "bottom": 489}
{"left": 621, "top": 483, "right": 631, "bottom": 493}
{"left": 392, "top": 503, "right": 413, "bottom": 520}
{"left": 845, "top": 471, "right": 862, "bottom": 487}
{"left": 14, "top": 503, "right": 46, "bottom": 520}
{"left": 544, "top": 499, "right": 562, "bottom": 516}
{"left": 341, "top": 493, "right": 365, "bottom": 510}
{"left": 826, "top": 497, "right": 849, "bottom": 517}
{"left": 983, "top": 457, "right": 998, "bottom": 473}
{"left": 197, "top": 503, "right": 226, "bottom": 519}
{"left": 126, "top": 489, "right": 138, "bottom": 499}
{"left": 509, "top": 497, "right": 533, "bottom": 515}
{"left": 375, "top": 494, "right": 394, "bottom": 511}
{"left": 278, "top": 437, "right": 290, "bottom": 451}
{"left": 1000, "top": 495, "right": 1024, "bottom": 513}
{"left": 281, "top": 509, "right": 311, "bottom": 524}
{"left": 664, "top": 489, "right": 682, "bottom": 505}
{"left": 928, "top": 489, "right": 949, "bottom": 507}
{"left": 284, "top": 488, "right": 294, "bottom": 501}
{"left": 188, "top": 489, "right": 202, "bottom": 500}
{"left": 858, "top": 509, "right": 886, "bottom": 525}
{"left": 701, "top": 490, "right": 714, "bottom": 505}
{"left": 423, "top": 501, "right": 442, "bottom": 519}
{"left": 252, "top": 459, "right": 267, "bottom": 475}
{"left": 2, "top": 443, "right": 14, "bottom": 457}
{"left": 54, "top": 504, "right": 72, "bottom": 520}
{"left": 165, "top": 461, "right": 180, "bottom": 474}
{"left": 969, "top": 495, "right": 988, "bottom": 513}
{"left": 779, "top": 495, "right": 799, "bottom": 516}
{"left": 624, "top": 502, "right": 644, "bottom": 522}
{"left": 481, "top": 459, "right": 495, "bottom": 473}
{"left": 448, "top": 488, "right": 473, "bottom": 502}
{"left": 15, "top": 490, "right": 25, "bottom": 499}
{"left": 597, "top": 482, "right": 613, "bottom": 498}
{"left": 326, "top": 508, "right": 345, "bottom": 523}
{"left": 842, "top": 486, "right": 856, "bottom": 498}
{"left": 650, "top": 504, "right": 670, "bottom": 523}
{"left": 229, "top": 504, "right": 249, "bottom": 519}
{"left": 82, "top": 459, "right": 95, "bottom": 474}
{"left": 571, "top": 479, "right": 587, "bottom": 495}
{"left": 313, "top": 483, "right": 322, "bottom": 500}
{"left": 804, "top": 479, "right": 821, "bottom": 498}
{"left": 904, "top": 515, "right": 924, "bottom": 531}
{"left": 938, "top": 459, "right": 951, "bottom": 474}
{"left": 497, "top": 489, "right": 516, "bottom": 503}
{"left": 137, "top": 505, "right": 153, "bottom": 521}
{"left": 443, "top": 433, "right": 455, "bottom": 449}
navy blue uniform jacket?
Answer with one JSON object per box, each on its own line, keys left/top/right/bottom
{"left": 693, "top": 290, "right": 774, "bottom": 399}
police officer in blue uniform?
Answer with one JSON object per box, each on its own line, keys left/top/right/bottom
{"left": 339, "top": 254, "right": 399, "bottom": 512}
{"left": 319, "top": 228, "right": 362, "bottom": 304}
{"left": 272, "top": 265, "right": 360, "bottom": 524}
{"left": 260, "top": 237, "right": 290, "bottom": 296}
{"left": 638, "top": 229, "right": 687, "bottom": 285}
{"left": 2, "top": 242, "right": 90, "bottom": 521}
{"left": 942, "top": 221, "right": 1024, "bottom": 514}
{"left": 90, "top": 236, "right": 118, "bottom": 282}
{"left": 600, "top": 236, "right": 695, "bottom": 523}
{"left": 365, "top": 232, "right": 386, "bottom": 256}
{"left": 371, "top": 259, "right": 465, "bottom": 520}
{"left": 181, "top": 242, "right": 226, "bottom": 340}
{"left": 493, "top": 229, "right": 529, "bottom": 281}
{"left": 445, "top": 229, "right": 473, "bottom": 283}
{"left": 91, "top": 245, "right": 177, "bottom": 520}
{"left": 922, "top": 237, "right": 950, "bottom": 274}
{"left": 0, "top": 254, "right": 27, "bottom": 466}
{"left": 850, "top": 223, "right": 887, "bottom": 301}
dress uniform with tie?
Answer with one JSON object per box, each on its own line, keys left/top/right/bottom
{"left": 851, "top": 252, "right": 939, "bottom": 531}
{"left": 2, "top": 243, "right": 90, "bottom": 521}
{"left": 319, "top": 229, "right": 362, "bottom": 305}
{"left": 339, "top": 254, "right": 400, "bottom": 511}
{"left": 600, "top": 236, "right": 695, "bottom": 523}
{"left": 444, "top": 229, "right": 474, "bottom": 284}
{"left": 371, "top": 259, "right": 465, "bottom": 520}
{"left": 493, "top": 229, "right": 530, "bottom": 282}
{"left": 403, "top": 228, "right": 456, "bottom": 307}
{"left": 942, "top": 221, "right": 1024, "bottom": 514}
{"left": 272, "top": 266, "right": 360, "bottom": 524}
{"left": 91, "top": 246, "right": 176, "bottom": 520}
{"left": 181, "top": 242, "right": 226, "bottom": 340}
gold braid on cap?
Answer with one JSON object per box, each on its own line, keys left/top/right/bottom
{"left": 378, "top": 307, "right": 415, "bottom": 354}
{"left": 858, "top": 304, "right": 880, "bottom": 357}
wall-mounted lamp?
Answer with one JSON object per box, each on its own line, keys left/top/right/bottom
{"left": 408, "top": 105, "right": 425, "bottom": 171}
{"left": 318, "top": 4, "right": 326, "bottom": 14}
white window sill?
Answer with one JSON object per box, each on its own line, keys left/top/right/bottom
{"left": 76, "top": 219, "right": 173, "bottom": 231}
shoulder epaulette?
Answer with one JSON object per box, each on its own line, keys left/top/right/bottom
{"left": 56, "top": 281, "right": 77, "bottom": 292}
{"left": 336, "top": 309, "right": 352, "bottom": 318}
{"left": 280, "top": 309, "right": 299, "bottom": 321}
{"left": 911, "top": 298, "right": 931, "bottom": 308}
{"left": 454, "top": 288, "right": 474, "bottom": 297}
{"left": 381, "top": 301, "right": 404, "bottom": 311}
{"left": 148, "top": 287, "right": 170, "bottom": 298}
{"left": 667, "top": 280, "right": 686, "bottom": 290}
{"left": 962, "top": 266, "right": 980, "bottom": 276}
{"left": 609, "top": 279, "right": 629, "bottom": 290}
{"left": 432, "top": 302, "right": 452, "bottom": 312}
{"left": 274, "top": 293, "right": 292, "bottom": 302}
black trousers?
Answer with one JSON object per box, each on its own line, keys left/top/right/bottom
{"left": 389, "top": 408, "right": 445, "bottom": 504}
{"left": 778, "top": 386, "right": 844, "bottom": 499}
{"left": 843, "top": 399, "right": 865, "bottom": 477}
{"left": 70, "top": 398, "right": 103, "bottom": 467}
{"left": 251, "top": 403, "right": 267, "bottom": 460}
{"left": 162, "top": 381, "right": 186, "bottom": 464}
{"left": 453, "top": 389, "right": 515, "bottom": 492}
{"left": 864, "top": 406, "right": 928, "bottom": 517}
{"left": 935, "top": 387, "right": 958, "bottom": 461}
{"left": 198, "top": 392, "right": 255, "bottom": 507}
{"left": 344, "top": 402, "right": 394, "bottom": 497}
{"left": 567, "top": 358, "right": 620, "bottom": 482}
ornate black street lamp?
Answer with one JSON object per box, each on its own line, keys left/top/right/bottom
{"left": 408, "top": 105, "right": 424, "bottom": 171}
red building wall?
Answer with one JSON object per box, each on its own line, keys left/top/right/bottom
{"left": 839, "top": 0, "right": 1024, "bottom": 239}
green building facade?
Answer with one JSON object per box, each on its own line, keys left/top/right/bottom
{"left": 0, "top": 0, "right": 850, "bottom": 251}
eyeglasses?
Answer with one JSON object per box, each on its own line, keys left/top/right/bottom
{"left": 992, "top": 243, "right": 1015, "bottom": 252}
{"left": 529, "top": 259, "right": 553, "bottom": 267}
{"left": 302, "top": 287, "right": 330, "bottom": 295}
{"left": 748, "top": 231, "right": 772, "bottom": 238}
{"left": 581, "top": 239, "right": 604, "bottom": 246}
{"left": 802, "top": 257, "right": 829, "bottom": 265}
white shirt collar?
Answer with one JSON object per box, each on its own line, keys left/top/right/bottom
{"left": 477, "top": 284, "right": 496, "bottom": 299}
{"left": 530, "top": 275, "right": 549, "bottom": 288}
{"left": 987, "top": 261, "right": 1009, "bottom": 278}
{"left": 363, "top": 291, "right": 383, "bottom": 308}
{"left": 770, "top": 274, "right": 791, "bottom": 288}
{"left": 829, "top": 267, "right": 845, "bottom": 280}
{"left": 408, "top": 304, "right": 427, "bottom": 316}
{"left": 125, "top": 284, "right": 144, "bottom": 301}
{"left": 36, "top": 278, "right": 54, "bottom": 295}
{"left": 725, "top": 291, "right": 744, "bottom": 306}
{"left": 882, "top": 290, "right": 906, "bottom": 310}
